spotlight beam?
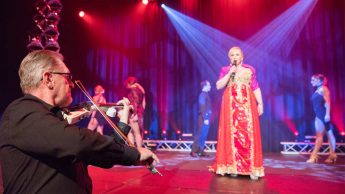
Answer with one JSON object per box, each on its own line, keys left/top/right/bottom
{"left": 163, "top": 6, "right": 244, "bottom": 79}
{"left": 162, "top": 1, "right": 319, "bottom": 136}
{"left": 247, "top": 0, "right": 318, "bottom": 58}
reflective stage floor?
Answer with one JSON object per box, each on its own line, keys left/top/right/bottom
{"left": 0, "top": 152, "right": 344, "bottom": 193}
{"left": 88, "top": 152, "right": 344, "bottom": 194}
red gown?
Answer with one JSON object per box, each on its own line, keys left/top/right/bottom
{"left": 209, "top": 64, "right": 264, "bottom": 177}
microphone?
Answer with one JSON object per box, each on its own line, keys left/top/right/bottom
{"left": 230, "top": 72, "right": 236, "bottom": 81}
{"left": 230, "top": 60, "right": 238, "bottom": 81}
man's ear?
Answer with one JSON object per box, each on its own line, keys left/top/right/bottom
{"left": 42, "top": 72, "right": 54, "bottom": 89}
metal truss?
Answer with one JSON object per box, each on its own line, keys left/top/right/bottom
{"left": 280, "top": 142, "right": 345, "bottom": 155}
{"left": 143, "top": 140, "right": 217, "bottom": 152}
{"left": 143, "top": 140, "right": 345, "bottom": 155}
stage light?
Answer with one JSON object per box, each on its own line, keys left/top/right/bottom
{"left": 44, "top": 36, "right": 60, "bottom": 52}
{"left": 162, "top": 130, "right": 167, "bottom": 140}
{"left": 142, "top": 0, "right": 148, "bottom": 5}
{"left": 46, "top": 12, "right": 60, "bottom": 22}
{"left": 161, "top": 3, "right": 165, "bottom": 8}
{"left": 28, "top": 0, "right": 62, "bottom": 52}
{"left": 35, "top": 0, "right": 48, "bottom": 15}
{"left": 143, "top": 130, "right": 150, "bottom": 140}
{"left": 294, "top": 132, "right": 299, "bottom": 136}
{"left": 27, "top": 36, "right": 44, "bottom": 51}
{"left": 44, "top": 23, "right": 59, "bottom": 36}
{"left": 341, "top": 132, "right": 345, "bottom": 136}
{"left": 44, "top": 16, "right": 59, "bottom": 36}
{"left": 47, "top": 0, "right": 63, "bottom": 13}
{"left": 176, "top": 130, "right": 182, "bottom": 140}
{"left": 79, "top": 11, "right": 85, "bottom": 18}
{"left": 33, "top": 13, "right": 45, "bottom": 31}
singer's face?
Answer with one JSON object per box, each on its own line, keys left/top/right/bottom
{"left": 228, "top": 48, "right": 243, "bottom": 65}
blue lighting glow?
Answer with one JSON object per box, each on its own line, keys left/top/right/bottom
{"left": 162, "top": 0, "right": 318, "bottom": 137}
{"left": 162, "top": 4, "right": 244, "bottom": 80}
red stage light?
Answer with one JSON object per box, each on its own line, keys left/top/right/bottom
{"left": 144, "top": 130, "right": 148, "bottom": 135}
{"left": 294, "top": 132, "right": 299, "bottom": 136}
{"left": 162, "top": 130, "right": 167, "bottom": 134}
{"left": 341, "top": 132, "right": 345, "bottom": 136}
{"left": 79, "top": 11, "right": 85, "bottom": 18}
{"left": 142, "top": 0, "right": 148, "bottom": 5}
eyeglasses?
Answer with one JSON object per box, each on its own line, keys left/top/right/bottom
{"left": 49, "top": 72, "right": 73, "bottom": 81}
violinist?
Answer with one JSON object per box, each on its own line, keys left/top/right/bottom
{"left": 87, "top": 84, "right": 107, "bottom": 134}
{"left": 0, "top": 50, "right": 160, "bottom": 193}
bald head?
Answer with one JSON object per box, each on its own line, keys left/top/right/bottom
{"left": 228, "top": 46, "right": 244, "bottom": 65}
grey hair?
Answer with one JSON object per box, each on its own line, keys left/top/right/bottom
{"left": 19, "top": 50, "right": 64, "bottom": 93}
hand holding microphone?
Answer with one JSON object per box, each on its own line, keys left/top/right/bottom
{"left": 229, "top": 60, "right": 238, "bottom": 81}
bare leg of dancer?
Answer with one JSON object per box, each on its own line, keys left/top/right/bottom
{"left": 307, "top": 118, "right": 325, "bottom": 163}
{"left": 325, "top": 130, "right": 337, "bottom": 163}
{"left": 128, "top": 114, "right": 143, "bottom": 148}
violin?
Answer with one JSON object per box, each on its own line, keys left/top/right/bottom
{"left": 72, "top": 80, "right": 163, "bottom": 176}
{"left": 61, "top": 101, "right": 125, "bottom": 125}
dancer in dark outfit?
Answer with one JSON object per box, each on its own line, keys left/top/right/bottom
{"left": 307, "top": 74, "right": 337, "bottom": 163}
{"left": 191, "top": 80, "right": 212, "bottom": 157}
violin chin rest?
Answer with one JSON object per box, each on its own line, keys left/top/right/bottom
{"left": 62, "top": 108, "right": 91, "bottom": 124}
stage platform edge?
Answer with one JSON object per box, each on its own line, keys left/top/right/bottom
{"left": 142, "top": 140, "right": 345, "bottom": 155}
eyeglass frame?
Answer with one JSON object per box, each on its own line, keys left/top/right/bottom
{"left": 49, "top": 72, "right": 73, "bottom": 81}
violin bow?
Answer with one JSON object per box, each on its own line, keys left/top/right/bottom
{"left": 74, "top": 80, "right": 130, "bottom": 145}
{"left": 74, "top": 80, "right": 162, "bottom": 176}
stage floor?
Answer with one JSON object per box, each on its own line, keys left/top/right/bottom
{"left": 0, "top": 152, "right": 344, "bottom": 194}
{"left": 88, "top": 152, "right": 344, "bottom": 194}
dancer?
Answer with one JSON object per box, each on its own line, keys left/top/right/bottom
{"left": 209, "top": 46, "right": 264, "bottom": 180}
{"left": 87, "top": 85, "right": 107, "bottom": 134}
{"left": 191, "top": 80, "right": 212, "bottom": 157}
{"left": 124, "top": 76, "right": 146, "bottom": 148}
{"left": 307, "top": 74, "right": 337, "bottom": 163}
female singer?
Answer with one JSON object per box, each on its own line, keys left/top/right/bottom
{"left": 209, "top": 46, "right": 264, "bottom": 180}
